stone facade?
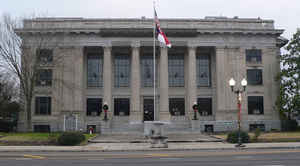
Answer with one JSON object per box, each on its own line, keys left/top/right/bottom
{"left": 17, "top": 16, "right": 286, "bottom": 133}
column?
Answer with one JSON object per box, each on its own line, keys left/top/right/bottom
{"left": 73, "top": 46, "right": 84, "bottom": 112}
{"left": 187, "top": 46, "right": 197, "bottom": 119}
{"left": 215, "top": 46, "right": 227, "bottom": 121}
{"left": 73, "top": 46, "right": 85, "bottom": 131}
{"left": 130, "top": 42, "right": 141, "bottom": 122}
{"left": 103, "top": 45, "right": 112, "bottom": 119}
{"left": 159, "top": 47, "right": 170, "bottom": 121}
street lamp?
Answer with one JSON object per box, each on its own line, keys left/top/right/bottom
{"left": 192, "top": 102, "right": 198, "bottom": 120}
{"left": 229, "top": 77, "right": 247, "bottom": 147}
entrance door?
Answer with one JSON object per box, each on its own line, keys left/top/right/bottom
{"left": 143, "top": 99, "right": 154, "bottom": 121}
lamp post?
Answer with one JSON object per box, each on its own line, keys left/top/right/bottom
{"left": 229, "top": 77, "right": 247, "bottom": 147}
{"left": 103, "top": 102, "right": 109, "bottom": 121}
{"left": 192, "top": 102, "right": 198, "bottom": 120}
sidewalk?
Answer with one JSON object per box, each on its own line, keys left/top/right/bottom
{"left": 89, "top": 133, "right": 222, "bottom": 143}
{"left": 1, "top": 142, "right": 300, "bottom": 152}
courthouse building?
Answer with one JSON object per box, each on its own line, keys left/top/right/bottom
{"left": 17, "top": 16, "right": 287, "bottom": 133}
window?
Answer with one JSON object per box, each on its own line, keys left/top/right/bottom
{"left": 37, "top": 49, "right": 53, "bottom": 64}
{"left": 196, "top": 54, "right": 211, "bottom": 87}
{"left": 87, "top": 98, "right": 102, "bottom": 116}
{"left": 36, "top": 69, "right": 52, "bottom": 86}
{"left": 34, "top": 125, "right": 50, "bottom": 132}
{"left": 87, "top": 54, "right": 103, "bottom": 87}
{"left": 246, "top": 49, "right": 262, "bottom": 63}
{"left": 87, "top": 125, "right": 96, "bottom": 133}
{"left": 114, "top": 98, "right": 130, "bottom": 116}
{"left": 197, "top": 98, "right": 212, "bottom": 116}
{"left": 249, "top": 124, "right": 265, "bottom": 132}
{"left": 35, "top": 97, "right": 51, "bottom": 115}
{"left": 204, "top": 125, "right": 214, "bottom": 133}
{"left": 248, "top": 96, "right": 264, "bottom": 115}
{"left": 114, "top": 55, "right": 130, "bottom": 87}
{"left": 247, "top": 69, "right": 263, "bottom": 85}
{"left": 169, "top": 98, "right": 185, "bottom": 116}
{"left": 141, "top": 55, "right": 154, "bottom": 87}
{"left": 168, "top": 55, "right": 184, "bottom": 87}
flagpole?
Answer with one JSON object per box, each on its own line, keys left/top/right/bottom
{"left": 153, "top": 1, "right": 156, "bottom": 121}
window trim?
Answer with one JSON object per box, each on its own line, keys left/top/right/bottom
{"left": 114, "top": 54, "right": 131, "bottom": 88}
{"left": 169, "top": 98, "right": 185, "bottom": 116}
{"left": 247, "top": 69, "right": 263, "bottom": 85}
{"left": 33, "top": 125, "right": 51, "bottom": 133}
{"left": 249, "top": 124, "right": 265, "bottom": 132}
{"left": 36, "top": 69, "right": 53, "bottom": 87}
{"left": 168, "top": 54, "right": 185, "bottom": 87}
{"left": 248, "top": 96, "right": 264, "bottom": 115}
{"left": 86, "top": 98, "right": 102, "bottom": 116}
{"left": 196, "top": 54, "right": 211, "bottom": 87}
{"left": 140, "top": 55, "right": 156, "bottom": 87}
{"left": 35, "top": 97, "right": 51, "bottom": 115}
{"left": 87, "top": 53, "right": 103, "bottom": 88}
{"left": 36, "top": 49, "right": 53, "bottom": 64}
{"left": 197, "top": 97, "right": 213, "bottom": 116}
{"left": 246, "top": 49, "right": 262, "bottom": 63}
{"left": 114, "top": 98, "right": 130, "bottom": 116}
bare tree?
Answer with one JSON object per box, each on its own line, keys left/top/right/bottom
{"left": 0, "top": 14, "right": 66, "bottom": 131}
{"left": 0, "top": 72, "right": 20, "bottom": 120}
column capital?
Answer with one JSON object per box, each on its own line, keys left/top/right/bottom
{"left": 216, "top": 46, "right": 227, "bottom": 50}
{"left": 131, "top": 41, "right": 141, "bottom": 48}
{"left": 187, "top": 44, "right": 198, "bottom": 50}
{"left": 159, "top": 42, "right": 170, "bottom": 48}
{"left": 160, "top": 46, "right": 169, "bottom": 51}
{"left": 103, "top": 42, "right": 112, "bottom": 49}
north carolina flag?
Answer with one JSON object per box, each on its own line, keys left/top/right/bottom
{"left": 154, "top": 9, "right": 171, "bottom": 48}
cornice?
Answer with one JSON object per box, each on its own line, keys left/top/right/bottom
{"left": 16, "top": 28, "right": 284, "bottom": 37}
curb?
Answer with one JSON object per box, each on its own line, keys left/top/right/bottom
{"left": 88, "top": 139, "right": 223, "bottom": 143}
{"left": 1, "top": 145, "right": 300, "bottom": 152}
{"left": 88, "top": 136, "right": 224, "bottom": 143}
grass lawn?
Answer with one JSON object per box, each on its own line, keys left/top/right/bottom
{"left": 0, "top": 132, "right": 97, "bottom": 146}
{"left": 214, "top": 131, "right": 300, "bottom": 143}
{"left": 0, "top": 132, "right": 60, "bottom": 141}
{"left": 80, "top": 134, "right": 97, "bottom": 145}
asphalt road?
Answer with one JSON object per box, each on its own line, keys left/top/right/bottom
{"left": 0, "top": 149, "right": 300, "bottom": 166}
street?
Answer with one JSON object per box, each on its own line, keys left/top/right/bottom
{"left": 0, "top": 149, "right": 300, "bottom": 166}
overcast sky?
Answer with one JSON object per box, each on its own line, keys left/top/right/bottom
{"left": 1, "top": 0, "right": 299, "bottom": 39}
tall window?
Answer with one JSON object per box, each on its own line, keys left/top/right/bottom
{"left": 168, "top": 55, "right": 184, "bottom": 87}
{"left": 141, "top": 55, "right": 154, "bottom": 87}
{"left": 114, "top": 98, "right": 130, "bottom": 116}
{"left": 246, "top": 49, "right": 262, "bottom": 63}
{"left": 37, "top": 49, "right": 53, "bottom": 64}
{"left": 87, "top": 54, "right": 103, "bottom": 87}
{"left": 35, "top": 97, "right": 51, "bottom": 115}
{"left": 36, "top": 69, "right": 52, "bottom": 86}
{"left": 87, "top": 98, "right": 102, "bottom": 116}
{"left": 169, "top": 98, "right": 185, "bottom": 116}
{"left": 114, "top": 55, "right": 130, "bottom": 87}
{"left": 197, "top": 98, "right": 212, "bottom": 116}
{"left": 248, "top": 96, "right": 264, "bottom": 115}
{"left": 196, "top": 54, "right": 210, "bottom": 87}
{"left": 247, "top": 69, "right": 263, "bottom": 85}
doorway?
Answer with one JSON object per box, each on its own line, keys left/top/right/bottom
{"left": 143, "top": 99, "right": 154, "bottom": 121}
